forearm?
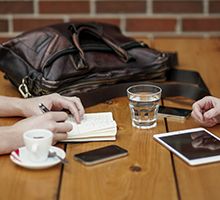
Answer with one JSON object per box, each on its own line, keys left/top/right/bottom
{"left": 0, "top": 96, "right": 24, "bottom": 117}
{"left": 0, "top": 125, "right": 23, "bottom": 154}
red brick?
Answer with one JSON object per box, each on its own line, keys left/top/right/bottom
{"left": 0, "top": 20, "right": 8, "bottom": 32}
{"left": 210, "top": 1, "right": 220, "bottom": 13}
{"left": 39, "top": 1, "right": 90, "bottom": 14}
{"left": 126, "top": 18, "right": 176, "bottom": 32}
{"left": 69, "top": 18, "right": 120, "bottom": 26}
{"left": 154, "top": 1, "right": 203, "bottom": 13}
{"left": 96, "top": 1, "right": 146, "bottom": 13}
{"left": 0, "top": 1, "right": 33, "bottom": 14}
{"left": 13, "top": 19, "right": 64, "bottom": 32}
{"left": 183, "top": 18, "right": 220, "bottom": 32}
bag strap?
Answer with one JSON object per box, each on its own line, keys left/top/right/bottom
{"left": 73, "top": 69, "right": 211, "bottom": 108}
{"left": 68, "top": 24, "right": 131, "bottom": 70}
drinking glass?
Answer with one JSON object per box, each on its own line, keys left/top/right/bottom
{"left": 127, "top": 84, "right": 162, "bottom": 129}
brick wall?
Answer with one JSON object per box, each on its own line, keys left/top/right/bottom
{"left": 0, "top": 0, "right": 220, "bottom": 43}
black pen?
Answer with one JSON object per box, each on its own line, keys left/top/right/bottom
{"left": 39, "top": 103, "right": 50, "bottom": 113}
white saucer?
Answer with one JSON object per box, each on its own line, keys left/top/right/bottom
{"left": 10, "top": 146, "right": 66, "bottom": 170}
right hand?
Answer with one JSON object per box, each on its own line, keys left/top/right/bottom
{"left": 191, "top": 96, "right": 220, "bottom": 127}
{"left": 20, "top": 93, "right": 85, "bottom": 123}
{"left": 12, "top": 112, "right": 72, "bottom": 148}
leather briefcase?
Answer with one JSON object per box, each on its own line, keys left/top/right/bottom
{"left": 0, "top": 22, "right": 210, "bottom": 107}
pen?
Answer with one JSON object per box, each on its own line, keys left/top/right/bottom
{"left": 39, "top": 103, "right": 50, "bottom": 113}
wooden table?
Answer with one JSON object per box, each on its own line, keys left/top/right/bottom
{"left": 0, "top": 38, "right": 220, "bottom": 200}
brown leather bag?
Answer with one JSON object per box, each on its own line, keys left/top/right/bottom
{"left": 0, "top": 22, "right": 209, "bottom": 107}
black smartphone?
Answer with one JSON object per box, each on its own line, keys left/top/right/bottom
{"left": 158, "top": 105, "right": 192, "bottom": 120}
{"left": 74, "top": 145, "right": 128, "bottom": 166}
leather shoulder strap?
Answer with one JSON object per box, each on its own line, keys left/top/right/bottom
{"left": 73, "top": 69, "right": 211, "bottom": 108}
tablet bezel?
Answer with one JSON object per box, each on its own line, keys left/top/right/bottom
{"left": 153, "top": 127, "right": 220, "bottom": 166}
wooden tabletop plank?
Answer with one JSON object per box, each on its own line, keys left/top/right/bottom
{"left": 0, "top": 156, "right": 62, "bottom": 200}
{"left": 166, "top": 121, "right": 220, "bottom": 200}
{"left": 60, "top": 97, "right": 178, "bottom": 200}
{"left": 153, "top": 38, "right": 220, "bottom": 200}
{"left": 0, "top": 74, "right": 65, "bottom": 200}
{"left": 0, "top": 73, "right": 20, "bottom": 97}
{"left": 152, "top": 38, "right": 220, "bottom": 97}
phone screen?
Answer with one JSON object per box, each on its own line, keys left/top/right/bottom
{"left": 158, "top": 130, "right": 220, "bottom": 160}
{"left": 158, "top": 106, "right": 191, "bottom": 118}
{"left": 74, "top": 145, "right": 128, "bottom": 165}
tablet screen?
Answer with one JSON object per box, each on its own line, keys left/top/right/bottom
{"left": 157, "top": 130, "right": 220, "bottom": 160}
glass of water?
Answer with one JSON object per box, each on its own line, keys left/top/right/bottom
{"left": 127, "top": 84, "right": 162, "bottom": 129}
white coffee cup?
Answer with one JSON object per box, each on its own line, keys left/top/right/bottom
{"left": 23, "top": 129, "right": 53, "bottom": 162}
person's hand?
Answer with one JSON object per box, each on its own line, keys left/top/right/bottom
{"left": 11, "top": 112, "right": 72, "bottom": 148}
{"left": 20, "top": 93, "right": 85, "bottom": 123}
{"left": 191, "top": 96, "right": 220, "bottom": 127}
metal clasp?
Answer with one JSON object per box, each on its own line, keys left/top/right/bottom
{"left": 18, "top": 77, "right": 32, "bottom": 98}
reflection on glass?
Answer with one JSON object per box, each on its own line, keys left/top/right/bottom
{"left": 160, "top": 131, "right": 220, "bottom": 160}
{"left": 191, "top": 131, "right": 220, "bottom": 150}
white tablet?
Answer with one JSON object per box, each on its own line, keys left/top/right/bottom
{"left": 153, "top": 127, "right": 220, "bottom": 166}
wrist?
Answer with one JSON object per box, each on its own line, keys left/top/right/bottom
{"left": 0, "top": 96, "right": 25, "bottom": 117}
{"left": 10, "top": 97, "right": 26, "bottom": 117}
{"left": 0, "top": 125, "right": 23, "bottom": 154}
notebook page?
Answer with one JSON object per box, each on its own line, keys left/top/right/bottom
{"left": 68, "top": 127, "right": 117, "bottom": 138}
{"left": 67, "top": 112, "right": 116, "bottom": 136}
{"left": 63, "top": 136, "right": 116, "bottom": 142}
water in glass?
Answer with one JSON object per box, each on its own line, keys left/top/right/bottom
{"left": 129, "top": 94, "right": 160, "bottom": 129}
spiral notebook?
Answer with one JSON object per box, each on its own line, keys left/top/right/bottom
{"left": 62, "top": 112, "right": 117, "bottom": 142}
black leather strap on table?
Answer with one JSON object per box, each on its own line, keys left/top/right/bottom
{"left": 75, "top": 69, "right": 211, "bottom": 108}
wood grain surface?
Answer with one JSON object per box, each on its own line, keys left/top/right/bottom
{"left": 0, "top": 38, "right": 220, "bottom": 200}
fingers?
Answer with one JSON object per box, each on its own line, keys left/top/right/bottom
{"left": 192, "top": 116, "right": 216, "bottom": 127}
{"left": 52, "top": 121, "right": 73, "bottom": 133}
{"left": 203, "top": 118, "right": 218, "bottom": 127}
{"left": 191, "top": 106, "right": 203, "bottom": 122}
{"left": 45, "top": 111, "right": 69, "bottom": 122}
{"left": 66, "top": 96, "right": 85, "bottom": 116}
{"left": 13, "top": 112, "right": 73, "bottom": 146}
{"left": 204, "top": 108, "right": 218, "bottom": 120}
{"left": 191, "top": 111, "right": 216, "bottom": 127}
{"left": 192, "top": 98, "right": 206, "bottom": 121}
{"left": 50, "top": 94, "right": 85, "bottom": 123}
{"left": 43, "top": 112, "right": 72, "bottom": 142}
{"left": 53, "top": 133, "right": 68, "bottom": 142}
{"left": 63, "top": 96, "right": 85, "bottom": 117}
{"left": 25, "top": 93, "right": 85, "bottom": 124}
{"left": 43, "top": 112, "right": 73, "bottom": 131}
{"left": 191, "top": 96, "right": 220, "bottom": 127}
{"left": 63, "top": 101, "right": 81, "bottom": 123}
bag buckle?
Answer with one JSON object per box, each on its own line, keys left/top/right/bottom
{"left": 18, "top": 77, "right": 32, "bottom": 98}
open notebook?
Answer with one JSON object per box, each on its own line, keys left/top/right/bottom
{"left": 62, "top": 112, "right": 117, "bottom": 142}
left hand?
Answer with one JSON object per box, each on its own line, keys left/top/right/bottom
{"left": 1, "top": 111, "right": 72, "bottom": 154}
{"left": 191, "top": 96, "right": 220, "bottom": 127}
